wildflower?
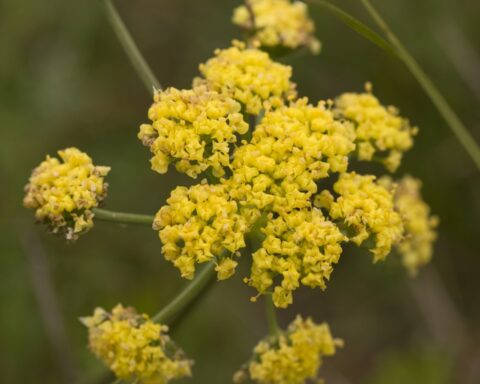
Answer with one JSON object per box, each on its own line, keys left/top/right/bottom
{"left": 317, "top": 172, "right": 404, "bottom": 261}
{"left": 139, "top": 85, "right": 249, "bottom": 178}
{"left": 247, "top": 208, "right": 345, "bottom": 308}
{"left": 381, "top": 176, "right": 439, "bottom": 274}
{"left": 23, "top": 147, "right": 110, "bottom": 240}
{"left": 196, "top": 40, "right": 297, "bottom": 115}
{"left": 153, "top": 183, "right": 248, "bottom": 280}
{"left": 334, "top": 85, "right": 417, "bottom": 172}
{"left": 81, "top": 304, "right": 192, "bottom": 384}
{"left": 232, "top": 0, "right": 321, "bottom": 54}
{"left": 234, "top": 316, "right": 342, "bottom": 384}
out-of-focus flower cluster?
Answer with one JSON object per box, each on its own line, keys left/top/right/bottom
{"left": 232, "top": 0, "right": 321, "bottom": 54}
{"left": 142, "top": 33, "right": 434, "bottom": 308}
{"left": 234, "top": 316, "right": 342, "bottom": 384}
{"left": 23, "top": 147, "right": 110, "bottom": 240}
{"left": 381, "top": 176, "right": 439, "bottom": 274}
{"left": 81, "top": 304, "right": 192, "bottom": 384}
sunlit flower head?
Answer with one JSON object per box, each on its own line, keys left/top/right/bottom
{"left": 317, "top": 172, "right": 404, "bottom": 261}
{"left": 234, "top": 316, "right": 342, "bottom": 384}
{"left": 229, "top": 98, "right": 356, "bottom": 217}
{"left": 81, "top": 304, "right": 192, "bottom": 384}
{"left": 153, "top": 182, "right": 249, "bottom": 280}
{"left": 335, "top": 84, "right": 417, "bottom": 172}
{"left": 196, "top": 40, "right": 297, "bottom": 115}
{"left": 247, "top": 208, "right": 345, "bottom": 308}
{"left": 233, "top": 0, "right": 321, "bottom": 54}
{"left": 139, "top": 85, "right": 249, "bottom": 178}
{"left": 23, "top": 147, "right": 110, "bottom": 240}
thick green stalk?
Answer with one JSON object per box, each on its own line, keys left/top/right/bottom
{"left": 359, "top": 0, "right": 480, "bottom": 171}
{"left": 92, "top": 208, "right": 154, "bottom": 226}
{"left": 104, "top": 0, "right": 161, "bottom": 92}
{"left": 265, "top": 295, "right": 280, "bottom": 338}
{"left": 152, "top": 262, "right": 217, "bottom": 324}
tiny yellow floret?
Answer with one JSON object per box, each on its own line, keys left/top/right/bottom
{"left": 81, "top": 304, "right": 192, "bottom": 384}
{"left": 234, "top": 316, "right": 342, "bottom": 384}
{"left": 232, "top": 0, "right": 321, "bottom": 54}
{"left": 23, "top": 147, "right": 110, "bottom": 240}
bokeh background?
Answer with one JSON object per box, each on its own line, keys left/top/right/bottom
{"left": 1, "top": 0, "right": 479, "bottom": 383}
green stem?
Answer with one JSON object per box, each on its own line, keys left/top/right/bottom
{"left": 152, "top": 262, "right": 217, "bottom": 324}
{"left": 358, "top": 0, "right": 480, "bottom": 171}
{"left": 305, "top": 0, "right": 397, "bottom": 57}
{"left": 92, "top": 208, "right": 154, "bottom": 226}
{"left": 104, "top": 0, "right": 161, "bottom": 92}
{"left": 265, "top": 295, "right": 280, "bottom": 338}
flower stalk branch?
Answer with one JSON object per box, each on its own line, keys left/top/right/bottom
{"left": 152, "top": 262, "right": 217, "bottom": 324}
{"left": 104, "top": 0, "right": 161, "bottom": 92}
{"left": 265, "top": 295, "right": 280, "bottom": 338}
{"left": 92, "top": 208, "right": 154, "bottom": 226}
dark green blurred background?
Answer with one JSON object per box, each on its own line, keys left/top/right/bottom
{"left": 1, "top": 0, "right": 479, "bottom": 383}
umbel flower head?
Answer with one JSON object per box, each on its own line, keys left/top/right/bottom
{"left": 234, "top": 316, "right": 342, "bottom": 384}
{"left": 81, "top": 304, "right": 192, "bottom": 384}
{"left": 232, "top": 0, "right": 321, "bottom": 54}
{"left": 153, "top": 182, "right": 249, "bottom": 280}
{"left": 151, "top": 93, "right": 414, "bottom": 307}
{"left": 316, "top": 172, "right": 404, "bottom": 262}
{"left": 196, "top": 40, "right": 297, "bottom": 115}
{"left": 139, "top": 85, "right": 249, "bottom": 178}
{"left": 23, "top": 147, "right": 110, "bottom": 240}
{"left": 381, "top": 175, "right": 439, "bottom": 274}
{"left": 334, "top": 84, "right": 418, "bottom": 172}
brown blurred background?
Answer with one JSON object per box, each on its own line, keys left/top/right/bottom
{"left": 1, "top": 0, "right": 479, "bottom": 383}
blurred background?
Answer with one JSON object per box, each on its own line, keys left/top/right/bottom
{"left": 1, "top": 0, "right": 479, "bottom": 383}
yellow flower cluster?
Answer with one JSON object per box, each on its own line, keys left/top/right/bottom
{"left": 234, "top": 316, "right": 342, "bottom": 384}
{"left": 153, "top": 182, "right": 248, "bottom": 280}
{"left": 23, "top": 147, "right": 110, "bottom": 240}
{"left": 335, "top": 87, "right": 417, "bottom": 172}
{"left": 317, "top": 172, "right": 404, "bottom": 261}
{"left": 152, "top": 96, "right": 412, "bottom": 307}
{"left": 229, "top": 98, "right": 356, "bottom": 216}
{"left": 232, "top": 0, "right": 321, "bottom": 54}
{"left": 139, "top": 85, "right": 248, "bottom": 178}
{"left": 249, "top": 208, "right": 345, "bottom": 308}
{"left": 381, "top": 176, "right": 439, "bottom": 274}
{"left": 196, "top": 40, "right": 296, "bottom": 115}
{"left": 81, "top": 304, "right": 192, "bottom": 384}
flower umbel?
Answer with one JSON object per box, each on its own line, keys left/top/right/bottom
{"left": 249, "top": 208, "right": 345, "bottom": 308}
{"left": 317, "top": 172, "right": 404, "bottom": 261}
{"left": 139, "top": 85, "right": 249, "bottom": 178}
{"left": 234, "top": 316, "right": 342, "bottom": 384}
{"left": 381, "top": 175, "right": 439, "bottom": 274}
{"left": 196, "top": 40, "right": 297, "bottom": 115}
{"left": 153, "top": 182, "right": 249, "bottom": 280}
{"left": 23, "top": 147, "right": 110, "bottom": 240}
{"left": 335, "top": 85, "right": 418, "bottom": 172}
{"left": 81, "top": 304, "right": 192, "bottom": 384}
{"left": 232, "top": 0, "right": 321, "bottom": 54}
